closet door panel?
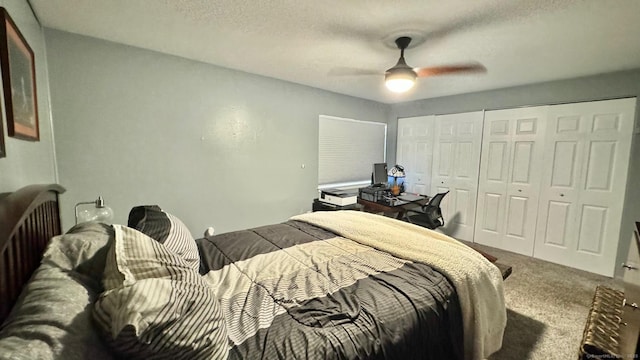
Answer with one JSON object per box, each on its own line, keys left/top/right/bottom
{"left": 454, "top": 188, "right": 472, "bottom": 226}
{"left": 511, "top": 141, "right": 534, "bottom": 183}
{"left": 431, "top": 111, "right": 483, "bottom": 241}
{"left": 396, "top": 116, "right": 435, "bottom": 195}
{"left": 486, "top": 142, "right": 509, "bottom": 182}
{"left": 475, "top": 117, "right": 510, "bottom": 248}
{"left": 432, "top": 121, "right": 454, "bottom": 222}
{"left": 534, "top": 98, "right": 636, "bottom": 276}
{"left": 584, "top": 141, "right": 616, "bottom": 193}
{"left": 455, "top": 141, "right": 474, "bottom": 179}
{"left": 396, "top": 140, "right": 416, "bottom": 192}
{"left": 505, "top": 195, "right": 528, "bottom": 238}
{"left": 432, "top": 116, "right": 455, "bottom": 190}
{"left": 413, "top": 141, "right": 431, "bottom": 195}
{"left": 505, "top": 139, "right": 542, "bottom": 254}
{"left": 435, "top": 141, "right": 454, "bottom": 179}
{"left": 542, "top": 200, "right": 571, "bottom": 247}
{"left": 452, "top": 111, "right": 482, "bottom": 241}
{"left": 475, "top": 106, "right": 547, "bottom": 255}
{"left": 550, "top": 141, "right": 579, "bottom": 188}
{"left": 535, "top": 118, "right": 582, "bottom": 255}
{"left": 480, "top": 192, "right": 504, "bottom": 234}
{"left": 577, "top": 205, "right": 608, "bottom": 254}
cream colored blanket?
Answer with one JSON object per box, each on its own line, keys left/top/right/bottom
{"left": 291, "top": 210, "right": 506, "bottom": 360}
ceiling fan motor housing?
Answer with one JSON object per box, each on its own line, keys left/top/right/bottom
{"left": 385, "top": 58, "right": 417, "bottom": 81}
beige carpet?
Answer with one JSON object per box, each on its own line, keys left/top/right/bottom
{"left": 465, "top": 242, "right": 621, "bottom": 360}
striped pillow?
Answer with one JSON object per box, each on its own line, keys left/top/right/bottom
{"left": 93, "top": 225, "right": 228, "bottom": 359}
{"left": 128, "top": 205, "right": 200, "bottom": 270}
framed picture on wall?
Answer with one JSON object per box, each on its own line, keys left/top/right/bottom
{"left": 0, "top": 7, "right": 39, "bottom": 141}
{"left": 0, "top": 117, "right": 5, "bottom": 157}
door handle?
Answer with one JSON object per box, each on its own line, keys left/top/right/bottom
{"left": 622, "top": 263, "right": 638, "bottom": 270}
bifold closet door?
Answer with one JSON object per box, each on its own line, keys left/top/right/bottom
{"left": 430, "top": 111, "right": 483, "bottom": 241}
{"left": 396, "top": 116, "right": 435, "bottom": 195}
{"left": 534, "top": 98, "right": 636, "bottom": 276}
{"left": 474, "top": 106, "right": 547, "bottom": 255}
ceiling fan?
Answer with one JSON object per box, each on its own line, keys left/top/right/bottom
{"left": 383, "top": 36, "right": 486, "bottom": 93}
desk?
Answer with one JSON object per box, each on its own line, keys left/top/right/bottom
{"left": 357, "top": 196, "right": 427, "bottom": 220}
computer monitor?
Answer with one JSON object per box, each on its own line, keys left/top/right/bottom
{"left": 372, "top": 163, "right": 388, "bottom": 187}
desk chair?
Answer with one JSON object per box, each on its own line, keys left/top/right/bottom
{"left": 404, "top": 191, "right": 449, "bottom": 230}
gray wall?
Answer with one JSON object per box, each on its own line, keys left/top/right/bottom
{"left": 388, "top": 69, "right": 640, "bottom": 278}
{"left": 16, "top": 16, "right": 639, "bottom": 277}
{"left": 0, "top": 0, "right": 56, "bottom": 192}
{"left": 45, "top": 29, "right": 389, "bottom": 235}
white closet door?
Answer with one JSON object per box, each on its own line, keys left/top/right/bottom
{"left": 534, "top": 98, "right": 636, "bottom": 276}
{"left": 431, "top": 111, "right": 483, "bottom": 241}
{"left": 475, "top": 106, "right": 547, "bottom": 255}
{"left": 396, "top": 116, "right": 435, "bottom": 195}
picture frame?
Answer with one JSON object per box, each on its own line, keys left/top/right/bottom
{"left": 0, "top": 117, "right": 5, "bottom": 158}
{"left": 0, "top": 7, "right": 39, "bottom": 141}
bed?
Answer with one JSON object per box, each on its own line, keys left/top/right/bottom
{"left": 0, "top": 184, "right": 508, "bottom": 360}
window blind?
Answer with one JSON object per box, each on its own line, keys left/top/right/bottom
{"left": 318, "top": 115, "right": 387, "bottom": 189}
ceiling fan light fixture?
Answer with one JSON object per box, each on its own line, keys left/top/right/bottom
{"left": 385, "top": 77, "right": 415, "bottom": 93}
{"left": 385, "top": 66, "right": 417, "bottom": 93}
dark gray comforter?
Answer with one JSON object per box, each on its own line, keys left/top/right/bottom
{"left": 197, "top": 220, "right": 463, "bottom": 360}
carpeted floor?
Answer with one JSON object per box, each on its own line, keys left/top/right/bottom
{"left": 465, "top": 242, "right": 621, "bottom": 360}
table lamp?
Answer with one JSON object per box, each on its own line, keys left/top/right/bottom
{"left": 387, "top": 165, "right": 406, "bottom": 196}
{"left": 75, "top": 196, "right": 114, "bottom": 224}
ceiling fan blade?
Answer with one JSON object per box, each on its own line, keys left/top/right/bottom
{"left": 415, "top": 63, "right": 486, "bottom": 78}
{"left": 328, "top": 67, "right": 382, "bottom": 77}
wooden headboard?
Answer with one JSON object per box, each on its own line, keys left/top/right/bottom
{"left": 0, "top": 184, "right": 65, "bottom": 324}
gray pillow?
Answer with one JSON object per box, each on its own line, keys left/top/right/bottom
{"left": 42, "top": 222, "right": 113, "bottom": 292}
{"left": 128, "top": 205, "right": 200, "bottom": 270}
{"left": 0, "top": 223, "right": 116, "bottom": 360}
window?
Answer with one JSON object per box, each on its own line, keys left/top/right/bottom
{"left": 318, "top": 115, "right": 387, "bottom": 189}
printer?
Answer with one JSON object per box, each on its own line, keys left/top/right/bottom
{"left": 318, "top": 188, "right": 358, "bottom": 206}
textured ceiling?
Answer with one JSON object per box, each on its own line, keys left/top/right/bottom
{"left": 30, "top": 0, "right": 640, "bottom": 104}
